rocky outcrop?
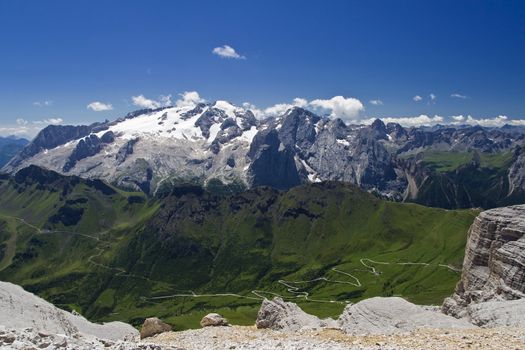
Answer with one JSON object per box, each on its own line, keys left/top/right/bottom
{"left": 6, "top": 125, "right": 94, "bottom": 169}
{"left": 199, "top": 313, "right": 229, "bottom": 327}
{"left": 255, "top": 297, "right": 473, "bottom": 335}
{"left": 63, "top": 131, "right": 115, "bottom": 172}
{"left": 255, "top": 297, "right": 335, "bottom": 331}
{"left": 116, "top": 138, "right": 139, "bottom": 165}
{"left": 466, "top": 299, "right": 525, "bottom": 327}
{"left": 0, "top": 281, "right": 137, "bottom": 341}
{"left": 443, "top": 205, "right": 525, "bottom": 318}
{"left": 248, "top": 130, "right": 302, "bottom": 190}
{"left": 140, "top": 317, "right": 172, "bottom": 339}
{"left": 338, "top": 297, "right": 472, "bottom": 335}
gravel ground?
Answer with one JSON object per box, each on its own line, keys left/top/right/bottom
{"left": 146, "top": 325, "right": 525, "bottom": 350}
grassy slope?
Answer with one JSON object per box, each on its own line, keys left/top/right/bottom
{"left": 0, "top": 170, "right": 478, "bottom": 331}
{"left": 96, "top": 183, "right": 476, "bottom": 329}
{"left": 406, "top": 151, "right": 525, "bottom": 209}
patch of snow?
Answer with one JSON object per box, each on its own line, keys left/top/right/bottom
{"left": 300, "top": 159, "right": 321, "bottom": 183}
{"left": 315, "top": 120, "right": 323, "bottom": 133}
{"left": 238, "top": 126, "right": 258, "bottom": 144}
{"left": 213, "top": 100, "right": 242, "bottom": 119}
{"left": 336, "top": 139, "right": 350, "bottom": 147}
{"left": 104, "top": 106, "right": 207, "bottom": 141}
{"left": 208, "top": 123, "right": 221, "bottom": 142}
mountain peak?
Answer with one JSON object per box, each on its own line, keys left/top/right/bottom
{"left": 371, "top": 118, "right": 387, "bottom": 132}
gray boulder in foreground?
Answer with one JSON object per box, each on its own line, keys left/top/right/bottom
{"left": 0, "top": 281, "right": 137, "bottom": 341}
{"left": 140, "top": 317, "right": 172, "bottom": 339}
{"left": 200, "top": 313, "right": 229, "bottom": 327}
{"left": 256, "top": 296, "right": 474, "bottom": 335}
{"left": 256, "top": 297, "right": 336, "bottom": 331}
{"left": 466, "top": 299, "right": 525, "bottom": 327}
{"left": 338, "top": 297, "right": 474, "bottom": 335}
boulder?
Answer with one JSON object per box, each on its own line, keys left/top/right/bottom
{"left": 338, "top": 297, "right": 473, "bottom": 335}
{"left": 199, "top": 313, "right": 229, "bottom": 327}
{"left": 465, "top": 299, "right": 525, "bottom": 327}
{"left": 255, "top": 297, "right": 335, "bottom": 331}
{"left": 140, "top": 317, "right": 172, "bottom": 339}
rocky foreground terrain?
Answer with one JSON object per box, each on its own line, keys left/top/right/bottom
{"left": 1, "top": 204, "right": 525, "bottom": 349}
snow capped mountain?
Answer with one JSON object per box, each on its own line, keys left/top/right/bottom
{"left": 3, "top": 100, "right": 525, "bottom": 204}
{"left": 5, "top": 101, "right": 259, "bottom": 193}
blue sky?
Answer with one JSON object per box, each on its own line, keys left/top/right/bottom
{"left": 1, "top": 0, "right": 524, "bottom": 137}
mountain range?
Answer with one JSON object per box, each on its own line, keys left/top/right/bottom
{"left": 3, "top": 101, "right": 525, "bottom": 209}
{"left": 0, "top": 136, "right": 28, "bottom": 168}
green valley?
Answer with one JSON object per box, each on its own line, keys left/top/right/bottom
{"left": 0, "top": 166, "right": 478, "bottom": 330}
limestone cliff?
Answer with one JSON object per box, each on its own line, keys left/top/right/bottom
{"left": 443, "top": 204, "right": 525, "bottom": 317}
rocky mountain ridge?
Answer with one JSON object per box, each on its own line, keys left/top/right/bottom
{"left": 3, "top": 102, "right": 525, "bottom": 208}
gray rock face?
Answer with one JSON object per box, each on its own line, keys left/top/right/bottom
{"left": 508, "top": 146, "right": 525, "bottom": 194}
{"left": 63, "top": 131, "right": 115, "bottom": 172}
{"left": 8, "top": 125, "right": 94, "bottom": 167}
{"left": 338, "top": 297, "right": 473, "bottom": 335}
{"left": 255, "top": 297, "right": 334, "bottom": 331}
{"left": 248, "top": 129, "right": 302, "bottom": 189}
{"left": 116, "top": 138, "right": 139, "bottom": 165}
{"left": 199, "top": 313, "right": 229, "bottom": 327}
{"left": 442, "top": 204, "right": 525, "bottom": 318}
{"left": 0, "top": 281, "right": 137, "bottom": 341}
{"left": 140, "top": 318, "right": 172, "bottom": 339}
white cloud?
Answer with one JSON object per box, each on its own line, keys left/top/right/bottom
{"left": 448, "top": 115, "right": 525, "bottom": 127}
{"left": 16, "top": 118, "right": 28, "bottom": 126}
{"left": 466, "top": 115, "right": 508, "bottom": 127}
{"left": 44, "top": 118, "right": 63, "bottom": 125}
{"left": 309, "top": 96, "right": 364, "bottom": 122}
{"left": 241, "top": 96, "right": 364, "bottom": 121}
{"left": 451, "top": 93, "right": 468, "bottom": 99}
{"left": 369, "top": 99, "right": 383, "bottom": 106}
{"left": 87, "top": 101, "right": 113, "bottom": 112}
{"left": 292, "top": 98, "right": 308, "bottom": 108}
{"left": 262, "top": 103, "right": 295, "bottom": 116}
{"left": 0, "top": 126, "right": 35, "bottom": 136}
{"left": 212, "top": 45, "right": 246, "bottom": 59}
{"left": 175, "top": 91, "right": 205, "bottom": 108}
{"left": 33, "top": 118, "right": 64, "bottom": 125}
{"left": 159, "top": 94, "right": 172, "bottom": 106}
{"left": 413, "top": 95, "right": 422, "bottom": 102}
{"left": 429, "top": 93, "right": 437, "bottom": 102}
{"left": 132, "top": 95, "right": 160, "bottom": 109}
{"left": 33, "top": 100, "right": 53, "bottom": 107}
{"left": 131, "top": 94, "right": 173, "bottom": 109}
{"left": 364, "top": 115, "right": 444, "bottom": 127}
{"left": 253, "top": 97, "right": 312, "bottom": 118}
{"left": 0, "top": 117, "right": 65, "bottom": 137}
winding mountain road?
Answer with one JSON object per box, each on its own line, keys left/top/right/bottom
{"left": 2, "top": 214, "right": 461, "bottom": 305}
